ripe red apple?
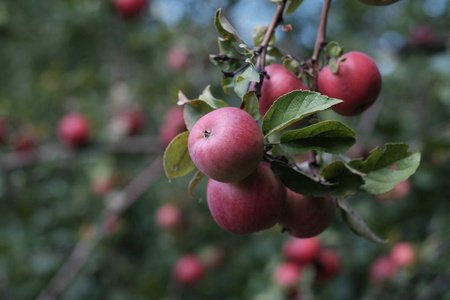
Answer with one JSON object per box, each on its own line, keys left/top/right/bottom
{"left": 315, "top": 249, "right": 341, "bottom": 283}
{"left": 407, "top": 25, "right": 435, "bottom": 47}
{"left": 250, "top": 64, "right": 309, "bottom": 116}
{"left": 112, "top": 0, "right": 148, "bottom": 18}
{"left": 273, "top": 262, "right": 302, "bottom": 290}
{"left": 173, "top": 255, "right": 205, "bottom": 286}
{"left": 390, "top": 242, "right": 415, "bottom": 267}
{"left": 282, "top": 237, "right": 321, "bottom": 265}
{"left": 376, "top": 180, "right": 411, "bottom": 202}
{"left": 369, "top": 256, "right": 398, "bottom": 284}
{"left": 159, "top": 106, "right": 187, "bottom": 147}
{"left": 58, "top": 113, "right": 90, "bottom": 148}
{"left": 278, "top": 189, "right": 336, "bottom": 238}
{"left": 166, "top": 45, "right": 188, "bottom": 71}
{"left": 155, "top": 203, "right": 183, "bottom": 231}
{"left": 318, "top": 51, "right": 382, "bottom": 116}
{"left": 206, "top": 162, "right": 286, "bottom": 234}
{"left": 188, "top": 107, "right": 264, "bottom": 183}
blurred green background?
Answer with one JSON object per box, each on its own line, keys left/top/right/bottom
{"left": 0, "top": 0, "right": 449, "bottom": 299}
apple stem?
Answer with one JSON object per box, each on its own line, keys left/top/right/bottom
{"left": 254, "top": 0, "right": 288, "bottom": 99}
{"left": 203, "top": 130, "right": 212, "bottom": 138}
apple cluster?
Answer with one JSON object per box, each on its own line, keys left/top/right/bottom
{"left": 369, "top": 242, "right": 416, "bottom": 284}
{"left": 273, "top": 237, "right": 341, "bottom": 291}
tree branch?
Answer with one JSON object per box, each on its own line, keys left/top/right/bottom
{"left": 34, "top": 156, "right": 164, "bottom": 300}
{"left": 254, "top": 0, "right": 288, "bottom": 98}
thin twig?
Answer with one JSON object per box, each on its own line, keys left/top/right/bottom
{"left": 34, "top": 156, "right": 164, "bottom": 300}
{"left": 254, "top": 0, "right": 288, "bottom": 98}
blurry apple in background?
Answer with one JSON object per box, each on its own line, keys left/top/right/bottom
{"left": 315, "top": 249, "right": 341, "bottom": 283}
{"left": 407, "top": 25, "right": 436, "bottom": 47}
{"left": 58, "top": 113, "right": 90, "bottom": 148}
{"left": 102, "top": 214, "right": 123, "bottom": 236}
{"left": 166, "top": 45, "right": 188, "bottom": 71}
{"left": 173, "top": 255, "right": 206, "bottom": 286}
{"left": 110, "top": 108, "right": 144, "bottom": 138}
{"left": 282, "top": 237, "right": 321, "bottom": 265}
{"left": 159, "top": 106, "right": 187, "bottom": 148}
{"left": 390, "top": 242, "right": 416, "bottom": 267}
{"left": 155, "top": 203, "right": 183, "bottom": 232}
{"left": 273, "top": 262, "right": 302, "bottom": 290}
{"left": 112, "top": 0, "right": 148, "bottom": 18}
{"left": 369, "top": 256, "right": 398, "bottom": 284}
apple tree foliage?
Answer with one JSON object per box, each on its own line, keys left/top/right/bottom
{"left": 164, "top": 2, "right": 421, "bottom": 244}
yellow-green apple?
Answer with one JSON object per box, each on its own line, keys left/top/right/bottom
{"left": 318, "top": 51, "right": 382, "bottom": 116}
{"left": 188, "top": 107, "right": 264, "bottom": 183}
{"left": 206, "top": 162, "right": 286, "bottom": 234}
{"left": 278, "top": 189, "right": 336, "bottom": 238}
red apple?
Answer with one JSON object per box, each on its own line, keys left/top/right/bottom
{"left": 250, "top": 64, "right": 309, "bottom": 117}
{"left": 58, "top": 113, "right": 90, "bottom": 148}
{"left": 390, "top": 242, "right": 415, "bottom": 267}
{"left": 206, "top": 162, "right": 286, "bottom": 234}
{"left": 91, "top": 176, "right": 116, "bottom": 197}
{"left": 188, "top": 107, "right": 264, "bottom": 183}
{"left": 166, "top": 45, "right": 188, "bottom": 71}
{"left": 278, "top": 189, "right": 336, "bottom": 238}
{"left": 315, "top": 249, "right": 341, "bottom": 283}
{"left": 173, "top": 255, "right": 205, "bottom": 286}
{"left": 159, "top": 106, "right": 187, "bottom": 147}
{"left": 112, "top": 0, "right": 148, "bottom": 18}
{"left": 408, "top": 25, "right": 435, "bottom": 46}
{"left": 318, "top": 51, "right": 382, "bottom": 116}
{"left": 155, "top": 203, "right": 182, "bottom": 230}
{"left": 273, "top": 262, "right": 302, "bottom": 289}
{"left": 282, "top": 237, "right": 321, "bottom": 265}
{"left": 369, "top": 256, "right": 398, "bottom": 284}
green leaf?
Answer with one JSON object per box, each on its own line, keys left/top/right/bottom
{"left": 262, "top": 90, "right": 343, "bottom": 138}
{"left": 241, "top": 91, "right": 260, "bottom": 121}
{"left": 280, "top": 120, "right": 356, "bottom": 154}
{"left": 337, "top": 198, "right": 387, "bottom": 243}
{"left": 282, "top": 56, "right": 300, "bottom": 73}
{"left": 188, "top": 170, "right": 204, "bottom": 198}
{"left": 198, "top": 85, "right": 228, "bottom": 109}
{"left": 221, "top": 77, "right": 234, "bottom": 95}
{"left": 214, "top": 9, "right": 242, "bottom": 43}
{"left": 237, "top": 63, "right": 260, "bottom": 83}
{"left": 163, "top": 131, "right": 196, "bottom": 180}
{"left": 321, "top": 161, "right": 364, "bottom": 198}
{"left": 234, "top": 78, "right": 250, "bottom": 98}
{"left": 325, "top": 41, "right": 344, "bottom": 58}
{"left": 348, "top": 143, "right": 421, "bottom": 194}
{"left": 329, "top": 58, "right": 339, "bottom": 74}
{"left": 285, "top": 0, "right": 304, "bottom": 14}
{"left": 270, "top": 160, "right": 334, "bottom": 197}
{"left": 252, "top": 25, "right": 275, "bottom": 46}
{"left": 358, "top": 0, "right": 401, "bottom": 6}
{"left": 217, "top": 38, "right": 242, "bottom": 57}
{"left": 183, "top": 100, "right": 215, "bottom": 131}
